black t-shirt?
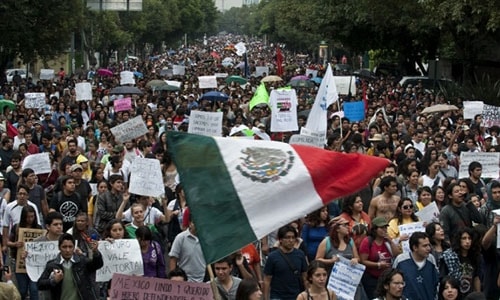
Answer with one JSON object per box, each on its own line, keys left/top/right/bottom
{"left": 49, "top": 191, "right": 84, "bottom": 231}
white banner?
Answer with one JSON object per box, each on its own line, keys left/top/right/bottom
{"left": 110, "top": 116, "right": 148, "bottom": 143}
{"left": 24, "top": 93, "right": 46, "bottom": 109}
{"left": 22, "top": 153, "right": 51, "bottom": 174}
{"left": 482, "top": 104, "right": 500, "bottom": 127}
{"left": 214, "top": 73, "right": 229, "bottom": 78}
{"left": 173, "top": 65, "right": 186, "bottom": 76}
{"left": 96, "top": 239, "right": 144, "bottom": 282}
{"left": 129, "top": 158, "right": 164, "bottom": 197}
{"left": 333, "top": 76, "right": 356, "bottom": 95}
{"left": 187, "top": 111, "right": 223, "bottom": 137}
{"left": 165, "top": 80, "right": 182, "bottom": 88}
{"left": 26, "top": 241, "right": 60, "bottom": 281}
{"left": 39, "top": 69, "right": 55, "bottom": 80}
{"left": 398, "top": 222, "right": 425, "bottom": 253}
{"left": 289, "top": 134, "right": 323, "bottom": 148}
{"left": 198, "top": 76, "right": 217, "bottom": 89}
{"left": 415, "top": 202, "right": 440, "bottom": 223}
{"left": 463, "top": 101, "right": 484, "bottom": 120}
{"left": 306, "top": 69, "right": 318, "bottom": 78}
{"left": 458, "top": 152, "right": 500, "bottom": 178}
{"left": 327, "top": 256, "right": 365, "bottom": 300}
{"left": 75, "top": 82, "right": 93, "bottom": 101}
{"left": 120, "top": 71, "right": 135, "bottom": 85}
{"left": 255, "top": 66, "right": 269, "bottom": 77}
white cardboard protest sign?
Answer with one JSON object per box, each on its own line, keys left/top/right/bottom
{"left": 96, "top": 239, "right": 144, "bottom": 282}
{"left": 306, "top": 69, "right": 319, "bottom": 78}
{"left": 458, "top": 152, "right": 500, "bottom": 178}
{"left": 75, "top": 82, "right": 93, "bottom": 101}
{"left": 120, "top": 71, "right": 135, "bottom": 85}
{"left": 39, "top": 69, "right": 55, "bottom": 80}
{"left": 327, "top": 256, "right": 365, "bottom": 300}
{"left": 129, "top": 158, "right": 164, "bottom": 197}
{"left": 333, "top": 76, "right": 356, "bottom": 95}
{"left": 398, "top": 222, "right": 426, "bottom": 253}
{"left": 463, "top": 101, "right": 484, "bottom": 120}
{"left": 26, "top": 241, "right": 60, "bottom": 281}
{"left": 214, "top": 73, "right": 229, "bottom": 78}
{"left": 482, "top": 104, "right": 500, "bottom": 127}
{"left": 172, "top": 65, "right": 186, "bottom": 76}
{"left": 415, "top": 202, "right": 440, "bottom": 223}
{"left": 165, "top": 80, "right": 182, "bottom": 88}
{"left": 198, "top": 76, "right": 217, "bottom": 89}
{"left": 22, "top": 153, "right": 51, "bottom": 174}
{"left": 255, "top": 66, "right": 269, "bottom": 77}
{"left": 187, "top": 110, "right": 223, "bottom": 137}
{"left": 289, "top": 134, "right": 323, "bottom": 148}
{"left": 110, "top": 116, "right": 148, "bottom": 143}
{"left": 24, "top": 93, "right": 46, "bottom": 109}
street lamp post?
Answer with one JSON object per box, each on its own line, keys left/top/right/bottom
{"left": 319, "top": 41, "right": 328, "bottom": 67}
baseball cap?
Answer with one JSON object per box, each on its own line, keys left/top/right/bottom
{"left": 372, "top": 217, "right": 389, "bottom": 228}
{"left": 112, "top": 145, "right": 124, "bottom": 153}
{"left": 70, "top": 164, "right": 83, "bottom": 172}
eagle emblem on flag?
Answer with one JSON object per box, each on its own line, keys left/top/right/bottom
{"left": 236, "top": 147, "right": 294, "bottom": 183}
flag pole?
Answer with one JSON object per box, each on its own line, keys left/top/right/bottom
{"left": 338, "top": 97, "right": 343, "bottom": 139}
{"left": 207, "top": 264, "right": 222, "bottom": 300}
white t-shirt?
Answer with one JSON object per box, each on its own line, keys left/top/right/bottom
{"left": 269, "top": 89, "right": 298, "bottom": 132}
{"left": 122, "top": 205, "right": 163, "bottom": 225}
{"left": 2, "top": 201, "right": 41, "bottom": 231}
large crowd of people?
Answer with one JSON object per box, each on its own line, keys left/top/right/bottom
{"left": 0, "top": 33, "right": 499, "bottom": 300}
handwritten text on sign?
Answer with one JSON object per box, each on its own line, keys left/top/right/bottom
{"left": 198, "top": 76, "right": 217, "bottom": 89}
{"left": 129, "top": 158, "right": 164, "bottom": 197}
{"left": 24, "top": 93, "right": 46, "bottom": 109}
{"left": 110, "top": 116, "right": 148, "bottom": 143}
{"left": 398, "top": 222, "right": 425, "bottom": 253}
{"left": 327, "top": 256, "right": 365, "bottom": 300}
{"left": 110, "top": 273, "right": 214, "bottom": 300}
{"left": 22, "top": 152, "right": 51, "bottom": 175}
{"left": 96, "top": 239, "right": 143, "bottom": 282}
{"left": 26, "top": 241, "right": 60, "bottom": 281}
{"left": 289, "top": 134, "right": 323, "bottom": 148}
{"left": 75, "top": 82, "right": 92, "bottom": 101}
{"left": 188, "top": 110, "right": 223, "bottom": 137}
{"left": 114, "top": 97, "right": 132, "bottom": 112}
{"left": 16, "top": 228, "right": 46, "bottom": 273}
{"left": 459, "top": 152, "right": 500, "bottom": 179}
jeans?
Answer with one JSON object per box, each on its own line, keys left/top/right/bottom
{"left": 15, "top": 272, "right": 39, "bottom": 300}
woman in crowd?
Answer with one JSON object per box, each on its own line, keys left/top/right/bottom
{"left": 95, "top": 175, "right": 127, "bottom": 234}
{"left": 425, "top": 222, "right": 450, "bottom": 269}
{"left": 235, "top": 278, "right": 262, "bottom": 300}
{"left": 418, "top": 159, "right": 442, "bottom": 189}
{"left": 440, "top": 227, "right": 481, "bottom": 296}
{"left": 388, "top": 198, "right": 420, "bottom": 244}
{"left": 7, "top": 205, "right": 42, "bottom": 300}
{"left": 438, "top": 276, "right": 462, "bottom": 300}
{"left": 432, "top": 186, "right": 447, "bottom": 211}
{"left": 401, "top": 170, "right": 420, "bottom": 205}
{"left": 296, "top": 261, "right": 337, "bottom": 300}
{"left": 102, "top": 219, "right": 128, "bottom": 241}
{"left": 359, "top": 217, "right": 401, "bottom": 299}
{"left": 125, "top": 203, "right": 158, "bottom": 239}
{"left": 415, "top": 186, "right": 433, "bottom": 211}
{"left": 301, "top": 206, "right": 330, "bottom": 261}
{"left": 136, "top": 226, "right": 166, "bottom": 278}
{"left": 338, "top": 193, "right": 371, "bottom": 249}
{"left": 67, "top": 212, "right": 100, "bottom": 258}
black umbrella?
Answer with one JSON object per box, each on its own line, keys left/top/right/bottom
{"left": 109, "top": 86, "right": 144, "bottom": 95}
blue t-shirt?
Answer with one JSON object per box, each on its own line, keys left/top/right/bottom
{"left": 264, "top": 248, "right": 307, "bottom": 300}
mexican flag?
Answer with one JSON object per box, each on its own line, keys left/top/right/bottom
{"left": 167, "top": 132, "right": 388, "bottom": 263}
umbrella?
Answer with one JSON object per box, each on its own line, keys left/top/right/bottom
{"left": 97, "top": 68, "right": 113, "bottom": 77}
{"left": 311, "top": 77, "right": 323, "bottom": 85}
{"left": 288, "top": 79, "right": 315, "bottom": 88}
{"left": 146, "top": 80, "right": 167, "bottom": 88}
{"left": 109, "top": 86, "right": 143, "bottom": 95}
{"left": 291, "top": 75, "right": 310, "bottom": 81}
{"left": 421, "top": 104, "right": 459, "bottom": 114}
{"left": 133, "top": 71, "right": 143, "bottom": 79}
{"left": 201, "top": 91, "right": 229, "bottom": 102}
{"left": 225, "top": 75, "right": 247, "bottom": 85}
{"left": 155, "top": 84, "right": 180, "bottom": 91}
{"left": 261, "top": 75, "right": 283, "bottom": 82}
{"left": 0, "top": 99, "right": 16, "bottom": 112}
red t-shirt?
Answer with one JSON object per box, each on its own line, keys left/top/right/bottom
{"left": 358, "top": 237, "right": 393, "bottom": 277}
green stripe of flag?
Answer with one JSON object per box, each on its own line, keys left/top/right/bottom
{"left": 167, "top": 132, "right": 257, "bottom": 263}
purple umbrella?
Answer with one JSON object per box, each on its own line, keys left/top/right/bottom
{"left": 97, "top": 68, "right": 113, "bottom": 77}
{"left": 291, "top": 75, "right": 310, "bottom": 81}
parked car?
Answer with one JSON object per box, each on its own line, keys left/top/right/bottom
{"left": 5, "top": 68, "right": 33, "bottom": 83}
{"left": 399, "top": 76, "right": 454, "bottom": 91}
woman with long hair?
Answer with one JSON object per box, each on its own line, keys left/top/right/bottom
{"left": 438, "top": 276, "right": 462, "bottom": 300}
{"left": 7, "top": 205, "right": 42, "bottom": 300}
{"left": 102, "top": 219, "right": 128, "bottom": 241}
{"left": 296, "top": 261, "right": 337, "bottom": 300}
{"left": 67, "top": 212, "right": 100, "bottom": 258}
{"left": 425, "top": 222, "right": 450, "bottom": 269}
{"left": 235, "top": 278, "right": 262, "bottom": 300}
{"left": 439, "top": 227, "right": 482, "bottom": 296}
{"left": 87, "top": 179, "right": 108, "bottom": 228}
{"left": 136, "top": 226, "right": 166, "bottom": 278}
{"left": 418, "top": 159, "right": 442, "bottom": 189}
{"left": 415, "top": 186, "right": 433, "bottom": 211}
{"left": 338, "top": 193, "right": 371, "bottom": 249}
{"left": 388, "top": 198, "right": 420, "bottom": 243}
{"left": 302, "top": 206, "right": 330, "bottom": 261}
{"left": 432, "top": 186, "right": 447, "bottom": 211}
{"left": 401, "top": 170, "right": 420, "bottom": 205}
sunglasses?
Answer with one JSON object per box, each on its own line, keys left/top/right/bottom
{"left": 402, "top": 205, "right": 414, "bottom": 210}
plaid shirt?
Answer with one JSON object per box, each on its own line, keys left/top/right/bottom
{"left": 441, "top": 248, "right": 462, "bottom": 279}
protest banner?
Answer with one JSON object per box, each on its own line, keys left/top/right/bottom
{"left": 165, "top": 80, "right": 182, "bottom": 89}
{"left": 333, "top": 76, "right": 356, "bottom": 95}
{"left": 255, "top": 66, "right": 269, "bottom": 77}
{"left": 173, "top": 65, "right": 186, "bottom": 76}
{"left": 343, "top": 101, "right": 365, "bottom": 122}
{"left": 96, "top": 239, "right": 143, "bottom": 282}
{"left": 39, "top": 69, "right": 55, "bottom": 80}
{"left": 214, "top": 73, "right": 229, "bottom": 78}
{"left": 482, "top": 104, "right": 500, "bottom": 127}
{"left": 26, "top": 241, "right": 60, "bottom": 281}
{"left": 129, "top": 158, "right": 164, "bottom": 197}
{"left": 306, "top": 69, "right": 319, "bottom": 78}
{"left": 398, "top": 222, "right": 425, "bottom": 253}
{"left": 301, "top": 127, "right": 325, "bottom": 140}
{"left": 463, "top": 101, "right": 484, "bottom": 119}
{"left": 114, "top": 97, "right": 132, "bottom": 112}
{"left": 415, "top": 202, "right": 440, "bottom": 223}
{"left": 110, "top": 116, "right": 148, "bottom": 143}
{"left": 198, "top": 76, "right": 218, "bottom": 89}
{"left": 110, "top": 273, "right": 214, "bottom": 300}
{"left": 21, "top": 152, "right": 51, "bottom": 175}
{"left": 289, "top": 134, "right": 323, "bottom": 148}
{"left": 24, "top": 93, "right": 46, "bottom": 109}
{"left": 160, "top": 68, "right": 173, "bottom": 77}
{"left": 16, "top": 228, "right": 47, "bottom": 273}
{"left": 187, "top": 110, "right": 223, "bottom": 137}
{"left": 120, "top": 71, "right": 135, "bottom": 85}
{"left": 458, "top": 152, "right": 500, "bottom": 178}
{"left": 327, "top": 256, "right": 365, "bottom": 300}
{"left": 75, "top": 82, "right": 92, "bottom": 101}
